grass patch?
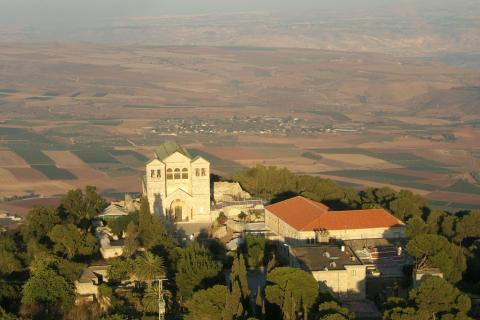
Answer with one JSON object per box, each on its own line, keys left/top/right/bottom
{"left": 188, "top": 148, "right": 245, "bottom": 175}
{"left": 0, "top": 88, "right": 17, "bottom": 93}
{"left": 26, "top": 96, "right": 54, "bottom": 101}
{"left": 313, "top": 148, "right": 456, "bottom": 174}
{"left": 109, "top": 150, "right": 149, "bottom": 162}
{"left": 98, "top": 166, "right": 141, "bottom": 177}
{"left": 310, "top": 111, "right": 351, "bottom": 121}
{"left": 44, "top": 91, "right": 60, "bottom": 97}
{"left": 31, "top": 165, "right": 76, "bottom": 180}
{"left": 301, "top": 151, "right": 323, "bottom": 161}
{"left": 123, "top": 104, "right": 160, "bottom": 109}
{"left": 444, "top": 180, "right": 480, "bottom": 195}
{"left": 322, "top": 170, "right": 438, "bottom": 191}
{"left": 88, "top": 119, "right": 123, "bottom": 126}
{"left": 0, "top": 127, "right": 52, "bottom": 144}
{"left": 428, "top": 200, "right": 480, "bottom": 211}
{"left": 72, "top": 146, "right": 119, "bottom": 164}
{"left": 9, "top": 145, "right": 54, "bottom": 165}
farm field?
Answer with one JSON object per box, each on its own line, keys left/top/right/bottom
{"left": 0, "top": 43, "right": 477, "bottom": 210}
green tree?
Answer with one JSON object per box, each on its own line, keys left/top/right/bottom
{"left": 175, "top": 242, "right": 222, "bottom": 300}
{"left": 0, "top": 307, "right": 25, "bottom": 320}
{"left": 317, "top": 301, "right": 354, "bottom": 320}
{"left": 425, "top": 210, "right": 446, "bottom": 235}
{"left": 223, "top": 280, "right": 245, "bottom": 320}
{"left": 384, "top": 277, "right": 473, "bottom": 319}
{"left": 265, "top": 267, "right": 319, "bottom": 320}
{"left": 406, "top": 216, "right": 429, "bottom": 239}
{"left": 0, "top": 234, "right": 22, "bottom": 275}
{"left": 407, "top": 234, "right": 466, "bottom": 283}
{"left": 454, "top": 211, "right": 480, "bottom": 244}
{"left": 133, "top": 251, "right": 165, "bottom": 287}
{"left": 108, "top": 258, "right": 134, "bottom": 283}
{"left": 122, "top": 221, "right": 140, "bottom": 258}
{"left": 48, "top": 224, "right": 97, "bottom": 259}
{"left": 22, "top": 269, "right": 75, "bottom": 317}
{"left": 61, "top": 186, "right": 105, "bottom": 228}
{"left": 409, "top": 277, "right": 471, "bottom": 319}
{"left": 185, "top": 285, "right": 228, "bottom": 320}
{"left": 245, "top": 235, "right": 266, "bottom": 269}
{"left": 137, "top": 197, "right": 166, "bottom": 249}
{"left": 29, "top": 252, "right": 85, "bottom": 283}
{"left": 230, "top": 254, "right": 249, "bottom": 299}
{"left": 388, "top": 190, "right": 426, "bottom": 221}
{"left": 21, "top": 206, "right": 60, "bottom": 242}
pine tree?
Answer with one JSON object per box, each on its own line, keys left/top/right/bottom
{"left": 230, "top": 254, "right": 249, "bottom": 300}
{"left": 255, "top": 287, "right": 264, "bottom": 320}
{"left": 223, "top": 280, "right": 244, "bottom": 320}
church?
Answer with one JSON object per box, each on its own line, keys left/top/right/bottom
{"left": 142, "top": 141, "right": 211, "bottom": 222}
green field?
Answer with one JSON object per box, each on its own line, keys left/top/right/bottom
{"left": 0, "top": 88, "right": 17, "bottom": 93}
{"left": 310, "top": 111, "right": 351, "bottom": 121}
{"left": 322, "top": 170, "right": 438, "bottom": 191}
{"left": 88, "top": 119, "right": 123, "bottom": 126}
{"left": 73, "top": 146, "right": 120, "bottom": 164}
{"left": 444, "top": 180, "right": 480, "bottom": 195}
{"left": 0, "top": 127, "right": 52, "bottom": 144}
{"left": 429, "top": 200, "right": 480, "bottom": 211}
{"left": 313, "top": 148, "right": 456, "bottom": 173}
{"left": 188, "top": 148, "right": 245, "bottom": 175}
{"left": 109, "top": 150, "right": 149, "bottom": 162}
{"left": 31, "top": 165, "right": 76, "bottom": 180}
{"left": 9, "top": 144, "right": 54, "bottom": 165}
{"left": 301, "top": 151, "right": 323, "bottom": 161}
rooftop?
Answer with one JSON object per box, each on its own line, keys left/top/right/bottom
{"left": 154, "top": 140, "right": 191, "bottom": 161}
{"left": 290, "top": 245, "right": 362, "bottom": 271}
{"left": 266, "top": 196, "right": 404, "bottom": 231}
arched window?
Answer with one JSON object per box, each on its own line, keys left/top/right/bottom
{"left": 195, "top": 168, "right": 200, "bottom": 177}
{"left": 201, "top": 168, "right": 206, "bottom": 176}
{"left": 150, "top": 170, "right": 155, "bottom": 178}
{"left": 182, "top": 168, "right": 188, "bottom": 179}
{"left": 174, "top": 168, "right": 181, "bottom": 180}
{"left": 166, "top": 168, "right": 173, "bottom": 180}
{"left": 156, "top": 169, "right": 161, "bottom": 178}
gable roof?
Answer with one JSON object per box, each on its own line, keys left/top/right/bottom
{"left": 155, "top": 141, "right": 191, "bottom": 161}
{"left": 266, "top": 196, "right": 404, "bottom": 231}
{"left": 265, "top": 196, "right": 329, "bottom": 230}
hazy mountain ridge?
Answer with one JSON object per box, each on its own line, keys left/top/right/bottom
{"left": 1, "top": 4, "right": 480, "bottom": 57}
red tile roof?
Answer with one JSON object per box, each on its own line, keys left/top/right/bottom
{"left": 265, "top": 196, "right": 330, "bottom": 230}
{"left": 266, "top": 196, "right": 404, "bottom": 231}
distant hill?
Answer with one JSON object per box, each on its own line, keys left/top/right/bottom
{"left": 408, "top": 86, "right": 480, "bottom": 118}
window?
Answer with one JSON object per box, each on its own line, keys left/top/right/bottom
{"left": 166, "top": 168, "right": 173, "bottom": 180}
{"left": 201, "top": 168, "right": 206, "bottom": 176}
{"left": 195, "top": 168, "right": 200, "bottom": 177}
{"left": 174, "top": 168, "right": 181, "bottom": 179}
{"left": 156, "top": 169, "right": 161, "bottom": 178}
{"left": 150, "top": 170, "right": 154, "bottom": 178}
{"left": 182, "top": 168, "right": 188, "bottom": 179}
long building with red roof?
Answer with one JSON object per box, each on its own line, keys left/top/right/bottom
{"left": 265, "top": 196, "right": 406, "bottom": 245}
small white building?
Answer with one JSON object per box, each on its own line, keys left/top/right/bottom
{"left": 142, "top": 141, "right": 211, "bottom": 222}
{"left": 289, "top": 245, "right": 367, "bottom": 299}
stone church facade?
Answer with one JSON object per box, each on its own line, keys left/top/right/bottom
{"left": 142, "top": 141, "right": 211, "bottom": 222}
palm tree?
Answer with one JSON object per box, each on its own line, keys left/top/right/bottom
{"left": 134, "top": 251, "right": 165, "bottom": 287}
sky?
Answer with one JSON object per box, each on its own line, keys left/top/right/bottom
{"left": 0, "top": 0, "right": 421, "bottom": 27}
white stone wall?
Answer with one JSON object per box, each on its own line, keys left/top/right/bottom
{"left": 265, "top": 209, "right": 406, "bottom": 243}
{"left": 312, "top": 264, "right": 366, "bottom": 299}
{"left": 144, "top": 151, "right": 211, "bottom": 222}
